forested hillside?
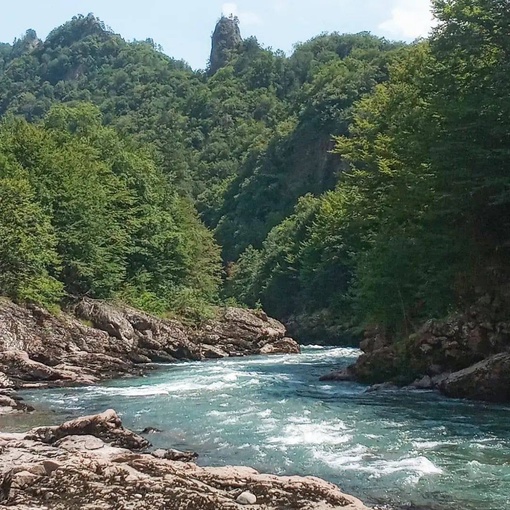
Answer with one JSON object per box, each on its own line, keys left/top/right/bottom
{"left": 1, "top": 1, "right": 509, "bottom": 347}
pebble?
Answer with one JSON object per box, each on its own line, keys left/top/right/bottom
{"left": 237, "top": 491, "right": 257, "bottom": 505}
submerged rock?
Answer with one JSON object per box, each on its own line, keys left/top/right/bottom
{"left": 365, "top": 382, "right": 399, "bottom": 393}
{"left": 0, "top": 410, "right": 370, "bottom": 509}
{"left": 0, "top": 394, "right": 34, "bottom": 415}
{"left": 320, "top": 368, "right": 355, "bottom": 382}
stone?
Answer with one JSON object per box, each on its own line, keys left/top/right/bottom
{"left": 439, "top": 353, "right": 510, "bottom": 402}
{"left": 152, "top": 449, "right": 198, "bottom": 462}
{"left": 0, "top": 372, "right": 14, "bottom": 389}
{"left": 410, "top": 375, "right": 433, "bottom": 390}
{"left": 237, "top": 490, "right": 257, "bottom": 505}
{"left": 141, "top": 427, "right": 162, "bottom": 435}
{"left": 365, "top": 382, "right": 399, "bottom": 393}
{"left": 10, "top": 471, "right": 38, "bottom": 490}
{"left": 0, "top": 392, "right": 34, "bottom": 415}
{"left": 319, "top": 368, "right": 354, "bottom": 382}
{"left": 259, "top": 337, "right": 300, "bottom": 355}
{"left": 26, "top": 409, "right": 150, "bottom": 450}
{"left": 42, "top": 460, "right": 62, "bottom": 475}
{"left": 0, "top": 411, "right": 370, "bottom": 510}
{"left": 201, "top": 345, "right": 229, "bottom": 359}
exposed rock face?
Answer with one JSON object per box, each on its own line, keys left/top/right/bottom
{"left": 321, "top": 293, "right": 510, "bottom": 401}
{"left": 0, "top": 410, "right": 369, "bottom": 510}
{"left": 0, "top": 299, "right": 299, "bottom": 399}
{"left": 209, "top": 15, "right": 242, "bottom": 74}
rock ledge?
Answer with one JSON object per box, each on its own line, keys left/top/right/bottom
{"left": 0, "top": 298, "right": 300, "bottom": 413}
{"left": 0, "top": 410, "right": 369, "bottom": 510}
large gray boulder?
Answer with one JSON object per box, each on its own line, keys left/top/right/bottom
{"left": 439, "top": 353, "right": 510, "bottom": 402}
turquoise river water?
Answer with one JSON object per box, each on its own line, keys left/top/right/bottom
{"left": 14, "top": 347, "right": 510, "bottom": 509}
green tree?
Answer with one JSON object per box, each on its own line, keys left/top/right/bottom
{"left": 0, "top": 162, "right": 62, "bottom": 306}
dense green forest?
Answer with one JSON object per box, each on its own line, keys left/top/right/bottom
{"left": 1, "top": 0, "right": 509, "bottom": 343}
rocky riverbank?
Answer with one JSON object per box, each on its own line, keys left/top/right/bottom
{"left": 0, "top": 298, "right": 299, "bottom": 415}
{"left": 321, "top": 293, "right": 510, "bottom": 402}
{"left": 0, "top": 409, "right": 369, "bottom": 509}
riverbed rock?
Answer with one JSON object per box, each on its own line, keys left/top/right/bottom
{"left": 409, "top": 375, "right": 434, "bottom": 390}
{"left": 0, "top": 394, "right": 34, "bottom": 415}
{"left": 0, "top": 411, "right": 370, "bottom": 510}
{"left": 26, "top": 410, "right": 150, "bottom": 450}
{"left": 321, "top": 289, "right": 510, "bottom": 401}
{"left": 259, "top": 337, "right": 300, "bottom": 355}
{"left": 237, "top": 490, "right": 257, "bottom": 505}
{"left": 0, "top": 298, "right": 299, "bottom": 395}
{"left": 439, "top": 353, "right": 510, "bottom": 402}
{"left": 152, "top": 448, "right": 198, "bottom": 462}
{"left": 319, "top": 368, "right": 355, "bottom": 382}
{"left": 365, "top": 382, "right": 399, "bottom": 393}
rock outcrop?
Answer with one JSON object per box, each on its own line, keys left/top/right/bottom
{"left": 321, "top": 293, "right": 510, "bottom": 402}
{"left": 0, "top": 410, "right": 369, "bottom": 510}
{"left": 209, "top": 15, "right": 242, "bottom": 74}
{"left": 0, "top": 298, "right": 299, "bottom": 404}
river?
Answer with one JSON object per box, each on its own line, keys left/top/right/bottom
{"left": 16, "top": 346, "right": 510, "bottom": 509}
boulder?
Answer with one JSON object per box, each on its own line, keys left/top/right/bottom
{"left": 237, "top": 490, "right": 257, "bottom": 505}
{"left": 439, "top": 353, "right": 510, "bottom": 402}
{"left": 409, "top": 375, "right": 434, "bottom": 390}
{"left": 0, "top": 394, "right": 34, "bottom": 415}
{"left": 259, "top": 337, "right": 300, "bottom": 355}
{"left": 321, "top": 286, "right": 510, "bottom": 402}
{"left": 26, "top": 409, "right": 150, "bottom": 450}
{"left": 352, "top": 346, "right": 400, "bottom": 384}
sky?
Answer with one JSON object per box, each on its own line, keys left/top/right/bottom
{"left": 1, "top": 1, "right": 434, "bottom": 69}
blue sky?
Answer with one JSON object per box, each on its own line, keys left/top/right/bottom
{"left": 1, "top": 1, "right": 434, "bottom": 69}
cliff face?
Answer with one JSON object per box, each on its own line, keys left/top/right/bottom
{"left": 0, "top": 298, "right": 299, "bottom": 414}
{"left": 209, "top": 15, "right": 242, "bottom": 74}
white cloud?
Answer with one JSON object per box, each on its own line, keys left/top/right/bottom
{"left": 379, "top": 0, "right": 434, "bottom": 39}
{"left": 222, "top": 2, "right": 262, "bottom": 26}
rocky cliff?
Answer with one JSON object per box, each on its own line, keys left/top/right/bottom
{"left": 321, "top": 292, "right": 510, "bottom": 402}
{"left": 0, "top": 298, "right": 299, "bottom": 414}
{"left": 0, "top": 409, "right": 369, "bottom": 509}
{"left": 209, "top": 15, "right": 242, "bottom": 74}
